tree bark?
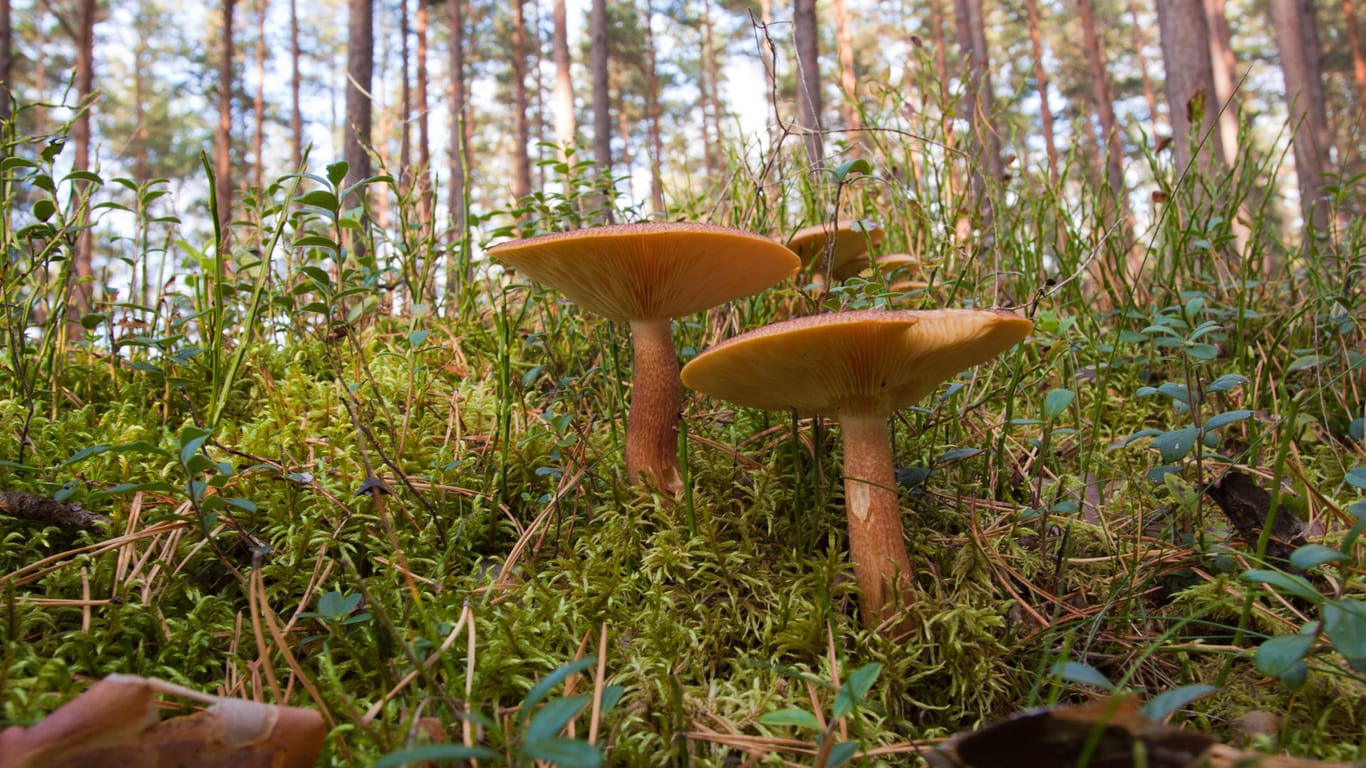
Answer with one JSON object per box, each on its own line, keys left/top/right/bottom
{"left": 1346, "top": 0, "right": 1366, "bottom": 136}
{"left": 1024, "top": 0, "right": 1057, "bottom": 184}
{"left": 0, "top": 0, "right": 10, "bottom": 129}
{"left": 510, "top": 0, "right": 532, "bottom": 201}
{"left": 215, "top": 0, "right": 235, "bottom": 237}
{"left": 833, "top": 0, "right": 860, "bottom": 134}
{"left": 447, "top": 0, "right": 471, "bottom": 299}
{"left": 344, "top": 0, "right": 374, "bottom": 204}
{"left": 1204, "top": 0, "right": 1240, "bottom": 168}
{"left": 1079, "top": 0, "right": 1125, "bottom": 200}
{"left": 702, "top": 0, "right": 724, "bottom": 177}
{"left": 590, "top": 0, "right": 612, "bottom": 213}
{"left": 1269, "top": 0, "right": 1330, "bottom": 228}
{"left": 1128, "top": 0, "right": 1160, "bottom": 140}
{"left": 552, "top": 0, "right": 575, "bottom": 159}
{"left": 954, "top": 0, "right": 1003, "bottom": 201}
{"left": 644, "top": 0, "right": 664, "bottom": 213}
{"left": 416, "top": 0, "right": 433, "bottom": 229}
{"left": 290, "top": 0, "right": 303, "bottom": 171}
{"left": 1155, "top": 0, "right": 1223, "bottom": 179}
{"left": 68, "top": 0, "right": 96, "bottom": 337}
{"left": 794, "top": 0, "right": 823, "bottom": 165}
{"left": 253, "top": 0, "right": 268, "bottom": 195}
{"left": 399, "top": 0, "right": 412, "bottom": 194}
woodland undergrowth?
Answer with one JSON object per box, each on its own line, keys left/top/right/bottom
{"left": 2, "top": 83, "right": 1365, "bottom": 766}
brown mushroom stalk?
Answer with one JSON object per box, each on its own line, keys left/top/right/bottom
{"left": 838, "top": 412, "right": 915, "bottom": 623}
{"left": 627, "top": 317, "right": 684, "bottom": 491}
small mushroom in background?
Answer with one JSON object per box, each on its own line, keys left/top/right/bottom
{"left": 681, "top": 308, "right": 1032, "bottom": 630}
{"left": 785, "top": 219, "right": 885, "bottom": 283}
{"left": 489, "top": 222, "right": 800, "bottom": 494}
{"left": 0, "top": 674, "right": 326, "bottom": 768}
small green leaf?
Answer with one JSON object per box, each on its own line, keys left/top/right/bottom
{"left": 935, "top": 447, "right": 982, "bottom": 464}
{"left": 521, "top": 657, "right": 598, "bottom": 724}
{"left": 1206, "top": 374, "right": 1248, "bottom": 393}
{"left": 316, "top": 591, "right": 362, "bottom": 620}
{"left": 1242, "top": 570, "right": 1323, "bottom": 603}
{"left": 1289, "top": 545, "right": 1347, "bottom": 571}
{"left": 1204, "top": 410, "right": 1251, "bottom": 431}
{"left": 1141, "top": 684, "right": 1216, "bottom": 722}
{"left": 374, "top": 744, "right": 503, "bottom": 767}
{"left": 1287, "top": 354, "right": 1323, "bottom": 372}
{"left": 1152, "top": 427, "right": 1199, "bottom": 462}
{"left": 326, "top": 161, "right": 349, "bottom": 188}
{"left": 1051, "top": 661, "right": 1114, "bottom": 691}
{"left": 526, "top": 695, "right": 592, "bottom": 743}
{"left": 759, "top": 707, "right": 822, "bottom": 730}
{"left": 826, "top": 741, "right": 860, "bottom": 767}
{"left": 1323, "top": 599, "right": 1366, "bottom": 672}
{"left": 832, "top": 662, "right": 881, "bottom": 719}
{"left": 1255, "top": 633, "right": 1314, "bottom": 678}
{"left": 520, "top": 737, "right": 601, "bottom": 768}
{"left": 179, "top": 426, "right": 213, "bottom": 467}
{"left": 1345, "top": 467, "right": 1366, "bottom": 489}
{"left": 1186, "top": 343, "right": 1218, "bottom": 361}
{"left": 34, "top": 198, "right": 56, "bottom": 221}
{"left": 1043, "top": 388, "right": 1074, "bottom": 419}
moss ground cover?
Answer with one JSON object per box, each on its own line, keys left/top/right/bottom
{"left": 2, "top": 101, "right": 1365, "bottom": 765}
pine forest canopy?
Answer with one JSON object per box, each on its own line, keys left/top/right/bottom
{"left": 0, "top": 0, "right": 1361, "bottom": 310}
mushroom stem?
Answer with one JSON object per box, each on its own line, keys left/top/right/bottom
{"left": 837, "top": 412, "right": 914, "bottom": 629}
{"left": 626, "top": 318, "right": 683, "bottom": 493}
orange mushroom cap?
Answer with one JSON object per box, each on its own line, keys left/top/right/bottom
{"left": 785, "top": 219, "right": 885, "bottom": 281}
{"left": 489, "top": 221, "right": 801, "bottom": 321}
{"left": 681, "top": 308, "right": 1033, "bottom": 419}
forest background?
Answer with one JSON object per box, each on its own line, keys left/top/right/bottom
{"left": 2, "top": 0, "right": 1366, "bottom": 765}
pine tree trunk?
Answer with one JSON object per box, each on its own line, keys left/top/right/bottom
{"left": 215, "top": 0, "right": 235, "bottom": 237}
{"left": 290, "top": 0, "right": 302, "bottom": 171}
{"left": 253, "top": 0, "right": 268, "bottom": 195}
{"left": 511, "top": 0, "right": 533, "bottom": 202}
{"left": 954, "top": 0, "right": 1003, "bottom": 190}
{"left": 834, "top": 0, "right": 860, "bottom": 134}
{"left": 1155, "top": 0, "right": 1223, "bottom": 178}
{"left": 0, "top": 0, "right": 11, "bottom": 129}
{"left": 1024, "top": 0, "right": 1056, "bottom": 184}
{"left": 345, "top": 0, "right": 374, "bottom": 205}
{"left": 1204, "top": 0, "right": 1240, "bottom": 167}
{"left": 1128, "top": 0, "right": 1160, "bottom": 140}
{"left": 552, "top": 0, "right": 575, "bottom": 159}
{"left": 703, "top": 0, "right": 724, "bottom": 178}
{"left": 416, "top": 0, "right": 433, "bottom": 231}
{"left": 1346, "top": 0, "right": 1366, "bottom": 135}
{"left": 447, "top": 0, "right": 470, "bottom": 300}
{"left": 68, "top": 0, "right": 96, "bottom": 337}
{"left": 794, "top": 0, "right": 823, "bottom": 165}
{"left": 644, "top": 0, "right": 664, "bottom": 213}
{"left": 399, "top": 0, "right": 412, "bottom": 196}
{"left": 590, "top": 0, "right": 612, "bottom": 215}
{"left": 1269, "top": 0, "right": 1330, "bottom": 228}
{"left": 1079, "top": 0, "right": 1125, "bottom": 200}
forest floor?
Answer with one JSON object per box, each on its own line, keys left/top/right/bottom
{"left": 2, "top": 129, "right": 1365, "bottom": 766}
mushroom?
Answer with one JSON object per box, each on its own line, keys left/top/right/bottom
{"left": 489, "top": 222, "right": 800, "bottom": 493}
{"left": 680, "top": 308, "right": 1032, "bottom": 629}
{"left": 874, "top": 253, "right": 920, "bottom": 281}
{"left": 0, "top": 674, "right": 326, "bottom": 768}
{"left": 786, "top": 219, "right": 885, "bottom": 283}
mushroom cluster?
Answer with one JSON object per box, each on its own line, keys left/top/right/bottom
{"left": 492, "top": 220, "right": 1031, "bottom": 631}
